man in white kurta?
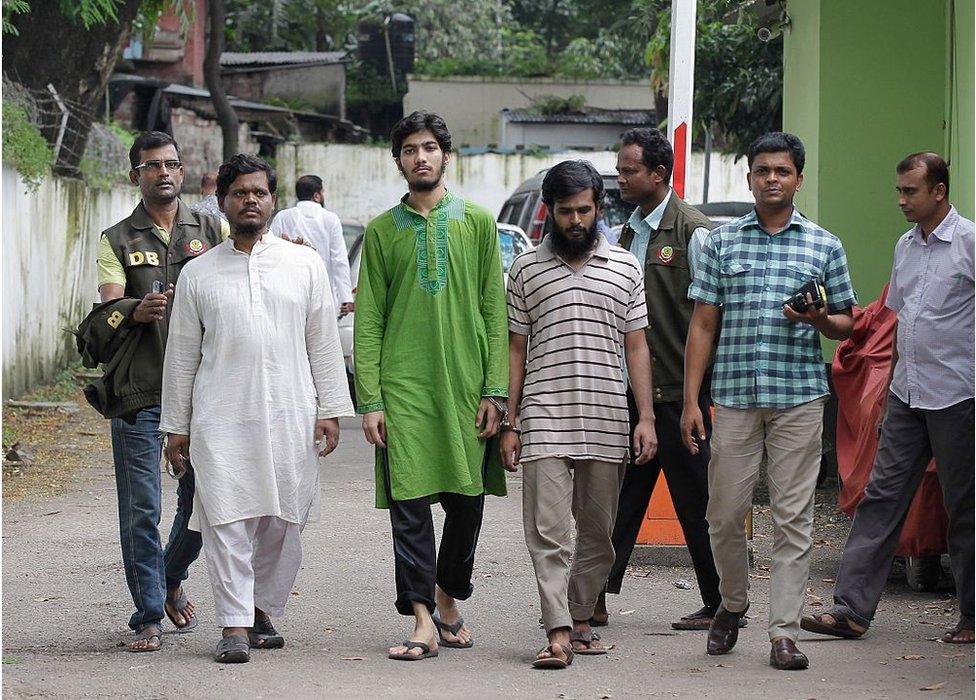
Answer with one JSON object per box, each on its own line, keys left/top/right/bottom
{"left": 268, "top": 174, "right": 354, "bottom": 317}
{"left": 160, "top": 155, "right": 354, "bottom": 663}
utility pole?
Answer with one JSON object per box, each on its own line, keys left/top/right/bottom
{"left": 667, "top": 0, "right": 697, "bottom": 199}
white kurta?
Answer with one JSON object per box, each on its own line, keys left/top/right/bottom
{"left": 269, "top": 202, "right": 353, "bottom": 312}
{"left": 160, "top": 234, "right": 355, "bottom": 530}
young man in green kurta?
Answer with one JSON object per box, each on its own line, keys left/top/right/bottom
{"left": 354, "top": 111, "right": 509, "bottom": 661}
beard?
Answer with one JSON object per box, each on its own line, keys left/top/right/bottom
{"left": 231, "top": 217, "right": 265, "bottom": 237}
{"left": 549, "top": 217, "right": 599, "bottom": 261}
{"left": 403, "top": 161, "right": 446, "bottom": 192}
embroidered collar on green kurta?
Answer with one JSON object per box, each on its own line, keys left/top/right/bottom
{"left": 392, "top": 191, "right": 466, "bottom": 295}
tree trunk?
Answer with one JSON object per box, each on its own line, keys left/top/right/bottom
{"left": 3, "top": 0, "right": 144, "bottom": 177}
{"left": 204, "top": 0, "right": 239, "bottom": 159}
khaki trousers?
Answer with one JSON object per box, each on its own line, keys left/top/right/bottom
{"left": 707, "top": 398, "right": 825, "bottom": 641}
{"left": 522, "top": 457, "right": 623, "bottom": 633}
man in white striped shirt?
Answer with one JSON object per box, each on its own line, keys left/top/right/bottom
{"left": 502, "top": 160, "right": 658, "bottom": 669}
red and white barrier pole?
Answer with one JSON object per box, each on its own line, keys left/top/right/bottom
{"left": 667, "top": 0, "right": 697, "bottom": 199}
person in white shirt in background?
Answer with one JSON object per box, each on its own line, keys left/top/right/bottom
{"left": 160, "top": 155, "right": 355, "bottom": 664}
{"left": 269, "top": 174, "right": 355, "bottom": 317}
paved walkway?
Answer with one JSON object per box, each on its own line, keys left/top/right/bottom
{"left": 2, "top": 413, "right": 973, "bottom": 698}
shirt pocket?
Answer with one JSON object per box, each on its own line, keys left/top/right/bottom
{"left": 926, "top": 265, "right": 974, "bottom": 310}
{"left": 719, "top": 261, "right": 753, "bottom": 303}
{"left": 783, "top": 262, "right": 822, "bottom": 299}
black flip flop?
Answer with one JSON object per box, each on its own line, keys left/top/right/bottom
{"left": 388, "top": 640, "right": 438, "bottom": 661}
{"left": 433, "top": 610, "right": 474, "bottom": 648}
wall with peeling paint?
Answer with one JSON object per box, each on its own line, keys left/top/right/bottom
{"left": 2, "top": 166, "right": 139, "bottom": 400}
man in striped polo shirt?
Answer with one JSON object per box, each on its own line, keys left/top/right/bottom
{"left": 682, "top": 132, "right": 857, "bottom": 670}
{"left": 502, "top": 160, "right": 658, "bottom": 669}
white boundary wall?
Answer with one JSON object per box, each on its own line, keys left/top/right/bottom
{"left": 276, "top": 143, "right": 750, "bottom": 224}
{"left": 2, "top": 165, "right": 139, "bottom": 399}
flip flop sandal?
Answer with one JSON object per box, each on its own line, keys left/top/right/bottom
{"left": 941, "top": 625, "right": 975, "bottom": 644}
{"left": 164, "top": 588, "right": 198, "bottom": 632}
{"left": 432, "top": 610, "right": 474, "bottom": 648}
{"left": 128, "top": 624, "right": 162, "bottom": 653}
{"left": 672, "top": 607, "right": 748, "bottom": 631}
{"left": 249, "top": 617, "right": 285, "bottom": 649}
{"left": 569, "top": 630, "right": 607, "bottom": 655}
{"left": 215, "top": 634, "right": 251, "bottom": 663}
{"left": 800, "top": 613, "right": 864, "bottom": 639}
{"left": 532, "top": 644, "right": 574, "bottom": 669}
{"left": 388, "top": 640, "right": 438, "bottom": 661}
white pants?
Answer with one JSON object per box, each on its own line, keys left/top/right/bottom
{"left": 199, "top": 510, "right": 303, "bottom": 628}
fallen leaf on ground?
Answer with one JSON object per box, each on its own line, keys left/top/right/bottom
{"left": 618, "top": 609, "right": 635, "bottom": 616}
{"left": 920, "top": 682, "right": 946, "bottom": 691}
{"left": 822, "top": 578, "right": 835, "bottom": 583}
{"left": 673, "top": 579, "right": 692, "bottom": 590}
{"left": 900, "top": 654, "right": 924, "bottom": 660}
{"left": 340, "top": 656, "right": 365, "bottom": 661}
{"left": 33, "top": 596, "right": 60, "bottom": 602}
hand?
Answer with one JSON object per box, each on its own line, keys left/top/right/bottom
{"left": 362, "top": 410, "right": 387, "bottom": 448}
{"left": 499, "top": 429, "right": 521, "bottom": 472}
{"left": 340, "top": 302, "right": 355, "bottom": 315}
{"left": 165, "top": 433, "right": 190, "bottom": 476}
{"left": 680, "top": 404, "right": 707, "bottom": 455}
{"left": 132, "top": 285, "right": 174, "bottom": 323}
{"left": 476, "top": 398, "right": 501, "bottom": 439}
{"left": 783, "top": 294, "right": 828, "bottom": 328}
{"left": 314, "top": 418, "right": 340, "bottom": 457}
{"left": 632, "top": 417, "right": 658, "bottom": 465}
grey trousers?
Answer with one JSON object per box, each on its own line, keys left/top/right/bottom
{"left": 831, "top": 394, "right": 974, "bottom": 630}
{"left": 522, "top": 457, "right": 623, "bottom": 634}
{"left": 707, "top": 398, "right": 826, "bottom": 641}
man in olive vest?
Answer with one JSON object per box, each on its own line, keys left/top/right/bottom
{"left": 593, "top": 127, "right": 728, "bottom": 632}
{"left": 97, "top": 131, "right": 228, "bottom": 651}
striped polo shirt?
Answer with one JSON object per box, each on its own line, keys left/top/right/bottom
{"left": 507, "top": 234, "right": 648, "bottom": 463}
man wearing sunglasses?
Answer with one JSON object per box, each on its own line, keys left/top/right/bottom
{"left": 96, "top": 131, "right": 229, "bottom": 651}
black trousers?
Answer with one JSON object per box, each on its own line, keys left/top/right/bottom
{"left": 382, "top": 450, "right": 486, "bottom": 616}
{"left": 606, "top": 391, "right": 722, "bottom": 611}
{"left": 833, "top": 394, "right": 974, "bottom": 629}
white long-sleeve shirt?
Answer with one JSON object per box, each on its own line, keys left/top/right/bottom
{"left": 269, "top": 201, "right": 353, "bottom": 312}
{"left": 160, "top": 235, "right": 355, "bottom": 529}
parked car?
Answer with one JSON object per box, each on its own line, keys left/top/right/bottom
{"left": 338, "top": 221, "right": 533, "bottom": 402}
{"left": 497, "top": 169, "right": 631, "bottom": 242}
{"left": 498, "top": 167, "right": 754, "bottom": 242}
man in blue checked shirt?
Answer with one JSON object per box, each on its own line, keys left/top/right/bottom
{"left": 680, "top": 132, "right": 857, "bottom": 671}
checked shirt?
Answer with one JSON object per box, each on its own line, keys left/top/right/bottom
{"left": 689, "top": 208, "right": 857, "bottom": 409}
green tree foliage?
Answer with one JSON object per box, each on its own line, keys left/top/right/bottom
{"left": 1, "top": 99, "right": 54, "bottom": 191}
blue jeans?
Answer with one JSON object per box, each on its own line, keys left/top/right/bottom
{"left": 111, "top": 406, "right": 202, "bottom": 631}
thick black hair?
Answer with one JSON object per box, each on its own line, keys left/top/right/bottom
{"left": 216, "top": 154, "right": 277, "bottom": 201}
{"left": 390, "top": 111, "right": 452, "bottom": 158}
{"left": 620, "top": 127, "right": 674, "bottom": 181}
{"left": 295, "top": 174, "right": 324, "bottom": 201}
{"left": 747, "top": 132, "right": 806, "bottom": 174}
{"left": 129, "top": 131, "right": 181, "bottom": 170}
{"left": 541, "top": 160, "right": 605, "bottom": 209}
{"left": 897, "top": 152, "right": 950, "bottom": 195}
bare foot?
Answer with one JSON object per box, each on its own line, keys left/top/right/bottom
{"left": 942, "top": 626, "right": 975, "bottom": 643}
{"left": 389, "top": 602, "right": 438, "bottom": 658}
{"left": 434, "top": 585, "right": 472, "bottom": 646}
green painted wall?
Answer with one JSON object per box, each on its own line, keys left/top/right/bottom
{"left": 950, "top": 0, "right": 974, "bottom": 219}
{"left": 786, "top": 0, "right": 951, "bottom": 310}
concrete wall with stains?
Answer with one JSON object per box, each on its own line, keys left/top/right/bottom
{"left": 2, "top": 166, "right": 140, "bottom": 400}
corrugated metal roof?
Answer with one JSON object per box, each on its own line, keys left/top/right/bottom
{"left": 503, "top": 108, "right": 655, "bottom": 125}
{"left": 220, "top": 51, "right": 347, "bottom": 66}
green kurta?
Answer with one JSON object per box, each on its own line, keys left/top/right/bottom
{"left": 354, "top": 191, "right": 509, "bottom": 508}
